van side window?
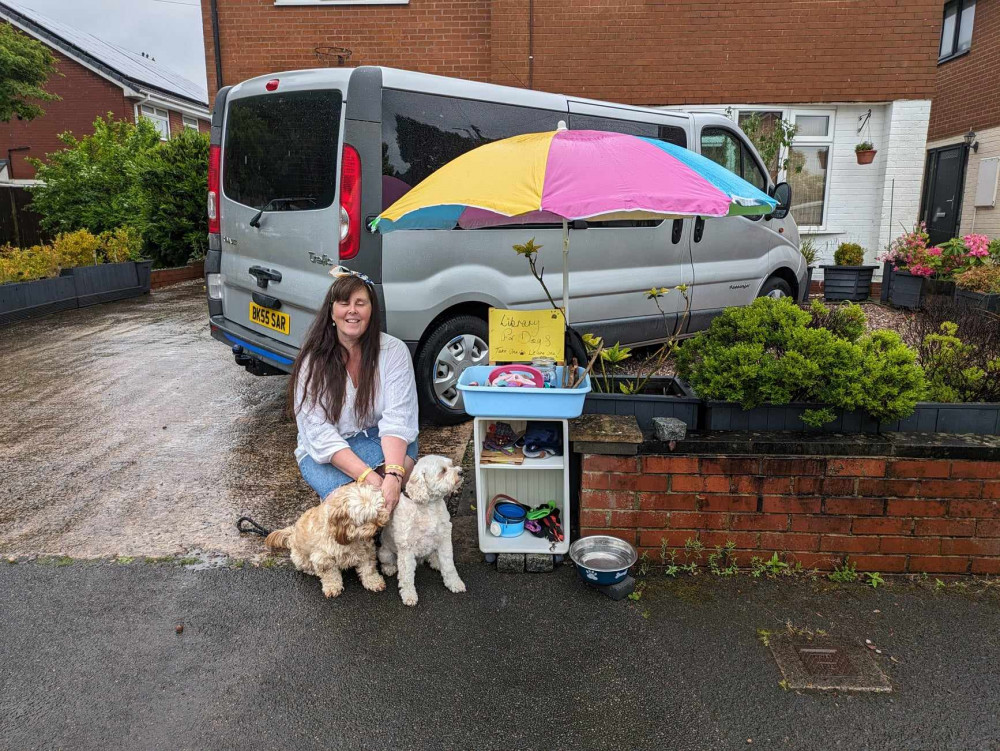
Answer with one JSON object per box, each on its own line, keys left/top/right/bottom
{"left": 741, "top": 143, "right": 767, "bottom": 192}
{"left": 224, "top": 90, "right": 342, "bottom": 211}
{"left": 569, "top": 114, "right": 687, "bottom": 148}
{"left": 381, "top": 90, "right": 563, "bottom": 211}
{"left": 701, "top": 128, "right": 741, "bottom": 175}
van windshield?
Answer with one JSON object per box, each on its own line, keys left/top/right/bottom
{"left": 223, "top": 89, "right": 342, "bottom": 211}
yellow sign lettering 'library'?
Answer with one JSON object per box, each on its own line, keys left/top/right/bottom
{"left": 488, "top": 308, "right": 564, "bottom": 363}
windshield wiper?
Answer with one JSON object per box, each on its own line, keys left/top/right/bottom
{"left": 249, "top": 197, "right": 317, "bottom": 228}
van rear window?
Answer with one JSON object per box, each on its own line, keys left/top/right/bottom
{"left": 223, "top": 90, "right": 342, "bottom": 211}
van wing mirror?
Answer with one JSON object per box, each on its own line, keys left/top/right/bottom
{"left": 769, "top": 182, "right": 792, "bottom": 220}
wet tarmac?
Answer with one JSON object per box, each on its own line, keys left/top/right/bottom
{"left": 0, "top": 281, "right": 472, "bottom": 558}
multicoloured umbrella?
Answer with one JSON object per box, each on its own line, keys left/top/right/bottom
{"left": 372, "top": 128, "right": 777, "bottom": 322}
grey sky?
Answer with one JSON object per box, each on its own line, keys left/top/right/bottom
{"left": 21, "top": 0, "right": 207, "bottom": 90}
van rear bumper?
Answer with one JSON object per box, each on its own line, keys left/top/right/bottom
{"left": 209, "top": 315, "right": 297, "bottom": 373}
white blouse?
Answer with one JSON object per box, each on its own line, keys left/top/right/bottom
{"left": 294, "top": 333, "right": 419, "bottom": 464}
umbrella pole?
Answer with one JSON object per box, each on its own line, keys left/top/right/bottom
{"left": 562, "top": 219, "right": 570, "bottom": 325}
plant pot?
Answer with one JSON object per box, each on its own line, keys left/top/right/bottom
{"left": 804, "top": 266, "right": 815, "bottom": 301}
{"left": 583, "top": 376, "right": 700, "bottom": 431}
{"left": 856, "top": 149, "right": 877, "bottom": 165}
{"left": 704, "top": 401, "right": 879, "bottom": 433}
{"left": 954, "top": 287, "right": 1000, "bottom": 313}
{"left": 0, "top": 275, "right": 78, "bottom": 325}
{"left": 888, "top": 270, "right": 925, "bottom": 310}
{"left": 819, "top": 265, "right": 878, "bottom": 302}
{"left": 925, "top": 277, "right": 956, "bottom": 297}
{"left": 880, "top": 402, "right": 1000, "bottom": 435}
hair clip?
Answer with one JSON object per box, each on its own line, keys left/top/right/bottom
{"left": 329, "top": 265, "right": 374, "bottom": 285}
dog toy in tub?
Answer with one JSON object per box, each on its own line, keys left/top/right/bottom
{"left": 488, "top": 365, "right": 544, "bottom": 388}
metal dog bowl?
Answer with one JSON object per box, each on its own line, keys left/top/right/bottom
{"left": 569, "top": 535, "right": 637, "bottom": 585}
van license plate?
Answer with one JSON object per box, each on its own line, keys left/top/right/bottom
{"left": 249, "top": 302, "right": 290, "bottom": 336}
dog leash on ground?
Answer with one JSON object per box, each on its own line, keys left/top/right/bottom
{"left": 236, "top": 516, "right": 272, "bottom": 537}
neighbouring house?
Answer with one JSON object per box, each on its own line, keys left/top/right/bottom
{"left": 200, "top": 0, "right": 943, "bottom": 278}
{"left": 924, "top": 0, "right": 1000, "bottom": 245}
{"left": 0, "top": 0, "right": 210, "bottom": 182}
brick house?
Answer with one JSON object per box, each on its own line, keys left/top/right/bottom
{"left": 924, "top": 0, "right": 1000, "bottom": 245}
{"left": 201, "top": 0, "right": 943, "bottom": 275}
{"left": 0, "top": 1, "right": 210, "bottom": 182}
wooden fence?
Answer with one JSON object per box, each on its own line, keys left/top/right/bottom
{"left": 0, "top": 186, "right": 47, "bottom": 248}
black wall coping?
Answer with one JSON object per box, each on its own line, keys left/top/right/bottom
{"left": 641, "top": 431, "right": 1000, "bottom": 462}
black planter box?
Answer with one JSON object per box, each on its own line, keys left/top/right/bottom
{"left": 704, "top": 402, "right": 880, "bottom": 433}
{"left": 0, "top": 260, "right": 152, "bottom": 325}
{"left": 584, "top": 377, "right": 700, "bottom": 430}
{"left": 888, "top": 270, "right": 925, "bottom": 310}
{"left": 803, "top": 266, "right": 814, "bottom": 301}
{"left": 820, "top": 265, "right": 877, "bottom": 302}
{"left": 954, "top": 287, "right": 1000, "bottom": 313}
{"left": 925, "top": 277, "right": 956, "bottom": 297}
{"left": 704, "top": 400, "right": 1000, "bottom": 435}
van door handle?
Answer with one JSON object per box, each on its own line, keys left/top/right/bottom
{"left": 693, "top": 217, "right": 705, "bottom": 243}
{"left": 248, "top": 265, "right": 282, "bottom": 289}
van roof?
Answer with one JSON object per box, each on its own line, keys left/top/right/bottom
{"left": 228, "top": 65, "right": 692, "bottom": 125}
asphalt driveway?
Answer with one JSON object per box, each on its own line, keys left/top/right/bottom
{"left": 0, "top": 281, "right": 470, "bottom": 559}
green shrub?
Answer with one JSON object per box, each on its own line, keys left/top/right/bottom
{"left": 98, "top": 226, "right": 143, "bottom": 263}
{"left": 921, "top": 322, "right": 1000, "bottom": 403}
{"left": 140, "top": 128, "right": 209, "bottom": 268}
{"left": 807, "top": 300, "right": 867, "bottom": 342}
{"left": 29, "top": 115, "right": 161, "bottom": 237}
{"left": 798, "top": 237, "right": 819, "bottom": 266}
{"left": 834, "top": 242, "right": 864, "bottom": 266}
{"left": 676, "top": 297, "right": 924, "bottom": 426}
{"left": 52, "top": 229, "right": 100, "bottom": 269}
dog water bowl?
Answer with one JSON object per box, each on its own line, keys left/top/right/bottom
{"left": 569, "top": 535, "right": 637, "bottom": 585}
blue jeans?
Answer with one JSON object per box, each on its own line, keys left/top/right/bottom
{"left": 298, "top": 427, "right": 419, "bottom": 499}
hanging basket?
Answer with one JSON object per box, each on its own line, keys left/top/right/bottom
{"left": 856, "top": 149, "right": 877, "bottom": 165}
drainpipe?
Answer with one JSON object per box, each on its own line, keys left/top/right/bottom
{"left": 210, "top": 0, "right": 224, "bottom": 93}
{"left": 527, "top": 0, "right": 534, "bottom": 89}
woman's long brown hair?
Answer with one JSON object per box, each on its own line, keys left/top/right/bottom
{"left": 288, "top": 276, "right": 382, "bottom": 427}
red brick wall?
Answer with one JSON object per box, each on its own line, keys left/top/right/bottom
{"left": 929, "top": 0, "right": 1000, "bottom": 140}
{"left": 204, "top": 0, "right": 940, "bottom": 106}
{"left": 581, "top": 453, "right": 1000, "bottom": 575}
{"left": 0, "top": 42, "right": 131, "bottom": 179}
{"left": 202, "top": 0, "right": 492, "bottom": 102}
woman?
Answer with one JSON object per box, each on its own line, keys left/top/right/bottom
{"left": 290, "top": 267, "right": 418, "bottom": 514}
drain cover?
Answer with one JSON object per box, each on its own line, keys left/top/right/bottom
{"left": 769, "top": 635, "right": 891, "bottom": 692}
{"left": 797, "top": 647, "right": 857, "bottom": 677}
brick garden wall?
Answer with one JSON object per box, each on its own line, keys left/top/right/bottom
{"left": 581, "top": 453, "right": 1000, "bottom": 575}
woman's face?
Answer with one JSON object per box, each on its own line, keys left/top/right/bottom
{"left": 331, "top": 288, "right": 372, "bottom": 341}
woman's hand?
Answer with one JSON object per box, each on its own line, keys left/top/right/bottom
{"left": 363, "top": 471, "right": 383, "bottom": 491}
{"left": 381, "top": 473, "right": 402, "bottom": 514}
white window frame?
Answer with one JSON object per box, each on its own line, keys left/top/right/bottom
{"left": 139, "top": 104, "right": 170, "bottom": 140}
{"left": 182, "top": 115, "right": 200, "bottom": 131}
{"left": 787, "top": 109, "right": 835, "bottom": 231}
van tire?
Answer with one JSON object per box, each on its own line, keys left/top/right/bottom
{"left": 758, "top": 276, "right": 793, "bottom": 300}
{"left": 416, "top": 315, "right": 489, "bottom": 425}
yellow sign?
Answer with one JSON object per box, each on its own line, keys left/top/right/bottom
{"left": 488, "top": 308, "right": 564, "bottom": 363}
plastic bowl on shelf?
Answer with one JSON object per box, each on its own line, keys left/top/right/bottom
{"left": 458, "top": 365, "right": 590, "bottom": 419}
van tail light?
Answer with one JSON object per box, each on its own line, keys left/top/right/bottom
{"left": 207, "top": 144, "right": 221, "bottom": 234}
{"left": 339, "top": 144, "right": 361, "bottom": 261}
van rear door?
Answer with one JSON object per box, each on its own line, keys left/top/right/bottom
{"left": 219, "top": 80, "right": 344, "bottom": 352}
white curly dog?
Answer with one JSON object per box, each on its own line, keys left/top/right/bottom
{"left": 379, "top": 455, "right": 466, "bottom": 606}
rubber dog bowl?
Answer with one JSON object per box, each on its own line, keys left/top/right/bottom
{"left": 569, "top": 535, "right": 637, "bottom": 585}
{"left": 492, "top": 502, "right": 526, "bottom": 537}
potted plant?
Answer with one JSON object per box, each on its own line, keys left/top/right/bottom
{"left": 953, "top": 264, "right": 1000, "bottom": 312}
{"left": 798, "top": 237, "right": 818, "bottom": 299}
{"left": 820, "top": 242, "right": 877, "bottom": 302}
{"left": 855, "top": 141, "right": 877, "bottom": 164}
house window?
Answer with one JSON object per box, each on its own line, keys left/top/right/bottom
{"left": 140, "top": 104, "right": 170, "bottom": 139}
{"left": 786, "top": 110, "right": 834, "bottom": 229}
{"left": 940, "top": 0, "right": 975, "bottom": 62}
{"left": 182, "top": 115, "right": 200, "bottom": 131}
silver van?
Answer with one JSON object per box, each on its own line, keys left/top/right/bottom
{"left": 205, "top": 66, "right": 804, "bottom": 424}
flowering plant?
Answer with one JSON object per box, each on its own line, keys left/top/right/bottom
{"left": 963, "top": 234, "right": 991, "bottom": 266}
{"left": 879, "top": 223, "right": 935, "bottom": 277}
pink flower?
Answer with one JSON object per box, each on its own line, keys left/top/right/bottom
{"left": 964, "top": 234, "right": 990, "bottom": 257}
{"left": 909, "top": 264, "right": 934, "bottom": 278}
{"left": 927, "top": 247, "right": 943, "bottom": 256}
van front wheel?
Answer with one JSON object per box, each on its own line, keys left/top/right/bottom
{"left": 416, "top": 315, "right": 489, "bottom": 425}
{"left": 757, "top": 276, "right": 793, "bottom": 300}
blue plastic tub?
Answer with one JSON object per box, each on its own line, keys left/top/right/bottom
{"left": 457, "top": 365, "right": 591, "bottom": 419}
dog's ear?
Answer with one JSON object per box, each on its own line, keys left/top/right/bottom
{"left": 333, "top": 522, "right": 355, "bottom": 546}
{"left": 355, "top": 521, "right": 380, "bottom": 540}
{"left": 375, "top": 508, "right": 391, "bottom": 527}
{"left": 406, "top": 468, "right": 430, "bottom": 504}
